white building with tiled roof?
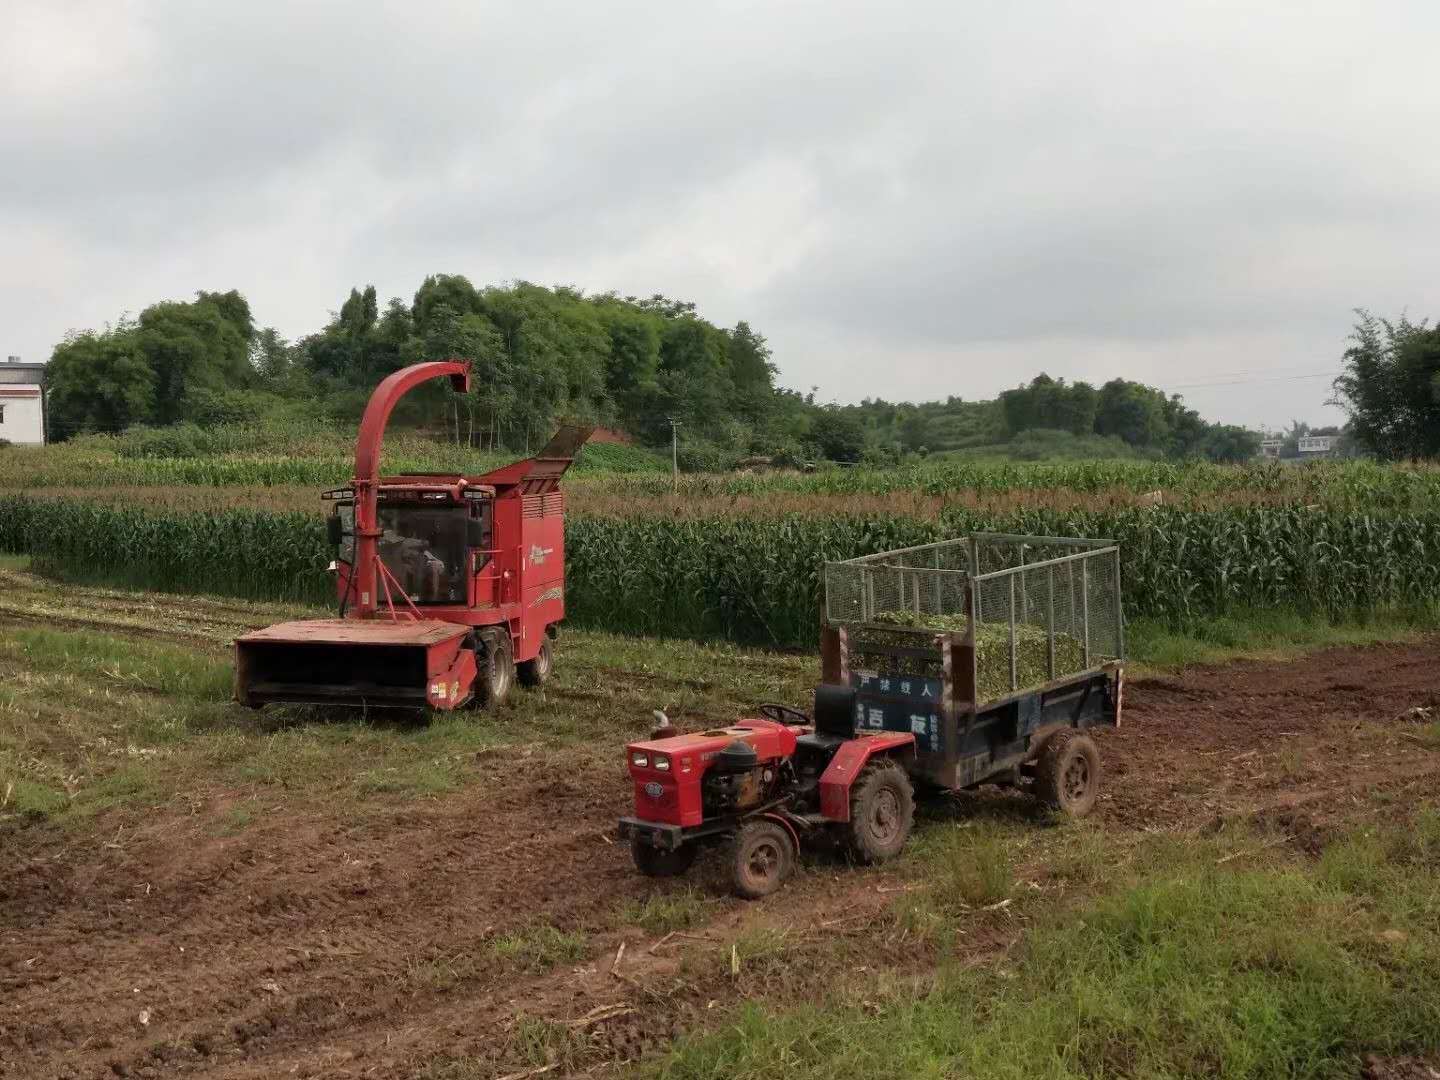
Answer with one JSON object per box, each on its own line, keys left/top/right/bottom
{"left": 0, "top": 356, "right": 46, "bottom": 444}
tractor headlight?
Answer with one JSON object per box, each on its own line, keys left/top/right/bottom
{"left": 653, "top": 755, "right": 671, "bottom": 771}
{"left": 631, "top": 752, "right": 649, "bottom": 768}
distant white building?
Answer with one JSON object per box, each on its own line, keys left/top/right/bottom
{"left": 1260, "top": 439, "right": 1283, "bottom": 459}
{"left": 1297, "top": 435, "right": 1336, "bottom": 455}
{"left": 0, "top": 356, "right": 46, "bottom": 445}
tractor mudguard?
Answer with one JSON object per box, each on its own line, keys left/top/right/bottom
{"left": 818, "top": 733, "right": 916, "bottom": 822}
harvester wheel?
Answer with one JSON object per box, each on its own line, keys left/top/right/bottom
{"left": 729, "top": 820, "right": 795, "bottom": 899}
{"left": 1034, "top": 729, "right": 1101, "bottom": 817}
{"left": 475, "top": 633, "right": 514, "bottom": 709}
{"left": 517, "top": 636, "right": 553, "bottom": 687}
{"left": 631, "top": 837, "right": 697, "bottom": 878}
{"left": 847, "top": 758, "right": 914, "bottom": 864}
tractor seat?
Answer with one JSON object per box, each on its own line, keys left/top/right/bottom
{"left": 812, "top": 683, "right": 857, "bottom": 739}
{"left": 795, "top": 731, "right": 846, "bottom": 755}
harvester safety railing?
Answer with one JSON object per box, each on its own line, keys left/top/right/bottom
{"left": 823, "top": 533, "right": 1124, "bottom": 705}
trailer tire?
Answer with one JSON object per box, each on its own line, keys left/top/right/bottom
{"left": 1034, "top": 730, "right": 1100, "bottom": 817}
{"left": 847, "top": 758, "right": 914, "bottom": 864}
{"left": 474, "top": 632, "right": 514, "bottom": 709}
{"left": 631, "top": 838, "right": 697, "bottom": 878}
{"left": 730, "top": 820, "right": 795, "bottom": 899}
{"left": 517, "top": 635, "right": 553, "bottom": 687}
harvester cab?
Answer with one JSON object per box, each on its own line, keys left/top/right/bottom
{"left": 234, "top": 360, "right": 592, "bottom": 712}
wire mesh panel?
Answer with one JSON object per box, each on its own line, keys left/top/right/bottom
{"left": 823, "top": 538, "right": 972, "bottom": 627}
{"left": 826, "top": 533, "right": 1123, "bottom": 705}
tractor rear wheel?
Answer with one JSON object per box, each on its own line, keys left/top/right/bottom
{"left": 847, "top": 758, "right": 914, "bottom": 863}
{"left": 474, "top": 632, "right": 514, "bottom": 709}
{"left": 1034, "top": 729, "right": 1101, "bottom": 816}
{"left": 517, "top": 635, "right": 553, "bottom": 688}
{"left": 730, "top": 820, "right": 795, "bottom": 899}
{"left": 631, "top": 838, "right": 697, "bottom": 878}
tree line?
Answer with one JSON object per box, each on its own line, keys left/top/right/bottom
{"left": 42, "top": 281, "right": 1431, "bottom": 464}
{"left": 45, "top": 277, "right": 818, "bottom": 462}
{"left": 996, "top": 374, "right": 1262, "bottom": 463}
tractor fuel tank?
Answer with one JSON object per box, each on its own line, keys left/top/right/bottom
{"left": 234, "top": 618, "right": 476, "bottom": 710}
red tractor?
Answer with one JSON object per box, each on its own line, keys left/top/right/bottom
{"left": 234, "top": 359, "right": 590, "bottom": 711}
{"left": 619, "top": 533, "right": 1126, "bottom": 897}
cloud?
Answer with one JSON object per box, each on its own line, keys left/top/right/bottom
{"left": 2, "top": 0, "right": 1436, "bottom": 427}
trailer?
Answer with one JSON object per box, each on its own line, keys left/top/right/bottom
{"left": 618, "top": 533, "right": 1125, "bottom": 897}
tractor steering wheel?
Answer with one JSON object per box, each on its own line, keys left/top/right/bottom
{"left": 758, "top": 702, "right": 811, "bottom": 726}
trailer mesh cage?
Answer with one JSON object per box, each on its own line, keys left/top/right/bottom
{"left": 824, "top": 533, "right": 1124, "bottom": 704}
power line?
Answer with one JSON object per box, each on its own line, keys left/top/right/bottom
{"left": 1165, "top": 371, "right": 1341, "bottom": 391}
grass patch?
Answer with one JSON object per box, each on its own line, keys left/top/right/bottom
{"left": 1129, "top": 607, "right": 1439, "bottom": 672}
{"left": 908, "top": 822, "right": 1015, "bottom": 910}
{"left": 2, "top": 777, "right": 69, "bottom": 819}
{"left": 508, "top": 1014, "right": 592, "bottom": 1071}
{"left": 620, "top": 887, "right": 713, "bottom": 935}
{"left": 488, "top": 925, "right": 589, "bottom": 974}
{"left": 652, "top": 813, "right": 1440, "bottom": 1080}
{"left": 0, "top": 626, "right": 232, "bottom": 701}
{"left": 210, "top": 801, "right": 259, "bottom": 836}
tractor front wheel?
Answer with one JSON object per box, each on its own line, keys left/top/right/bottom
{"left": 847, "top": 758, "right": 914, "bottom": 863}
{"left": 1034, "top": 730, "right": 1101, "bottom": 816}
{"left": 729, "top": 820, "right": 795, "bottom": 899}
{"left": 631, "top": 838, "right": 697, "bottom": 878}
{"left": 474, "top": 632, "right": 514, "bottom": 709}
{"left": 517, "top": 635, "right": 553, "bottom": 688}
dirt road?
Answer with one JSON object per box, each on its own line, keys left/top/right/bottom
{"left": 1, "top": 576, "right": 1437, "bottom": 1078}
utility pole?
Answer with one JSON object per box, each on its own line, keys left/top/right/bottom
{"left": 667, "top": 417, "right": 680, "bottom": 494}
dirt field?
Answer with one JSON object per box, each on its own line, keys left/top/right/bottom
{"left": 1, "top": 571, "right": 1437, "bottom": 1079}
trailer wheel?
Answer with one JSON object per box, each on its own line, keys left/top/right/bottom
{"left": 1035, "top": 730, "right": 1101, "bottom": 817}
{"left": 517, "top": 635, "right": 553, "bottom": 688}
{"left": 474, "top": 633, "right": 514, "bottom": 709}
{"left": 631, "top": 838, "right": 697, "bottom": 878}
{"left": 730, "top": 820, "right": 795, "bottom": 899}
{"left": 847, "top": 758, "right": 914, "bottom": 864}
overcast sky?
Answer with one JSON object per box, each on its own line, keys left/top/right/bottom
{"left": 4, "top": 0, "right": 1436, "bottom": 429}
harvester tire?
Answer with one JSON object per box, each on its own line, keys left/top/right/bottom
{"left": 517, "top": 636, "right": 553, "bottom": 687}
{"left": 847, "top": 758, "right": 914, "bottom": 864}
{"left": 475, "top": 633, "right": 514, "bottom": 709}
{"left": 729, "top": 820, "right": 795, "bottom": 899}
{"left": 1034, "top": 729, "right": 1100, "bottom": 817}
{"left": 631, "top": 838, "right": 697, "bottom": 878}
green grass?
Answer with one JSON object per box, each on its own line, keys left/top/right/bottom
{"left": 620, "top": 887, "right": 714, "bottom": 934}
{"left": 907, "top": 822, "right": 1015, "bottom": 910}
{"left": 650, "top": 813, "right": 1440, "bottom": 1080}
{"left": 3, "top": 777, "right": 69, "bottom": 818}
{"left": 2, "top": 625, "right": 233, "bottom": 701}
{"left": 1129, "top": 607, "right": 1440, "bottom": 672}
{"left": 488, "top": 925, "right": 590, "bottom": 973}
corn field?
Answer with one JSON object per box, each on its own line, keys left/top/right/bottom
{"left": 4, "top": 441, "right": 1439, "bottom": 513}
{"left": 4, "top": 494, "right": 1438, "bottom": 647}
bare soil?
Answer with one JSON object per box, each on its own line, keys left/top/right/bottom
{"left": 2, "top": 602, "right": 1437, "bottom": 1077}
